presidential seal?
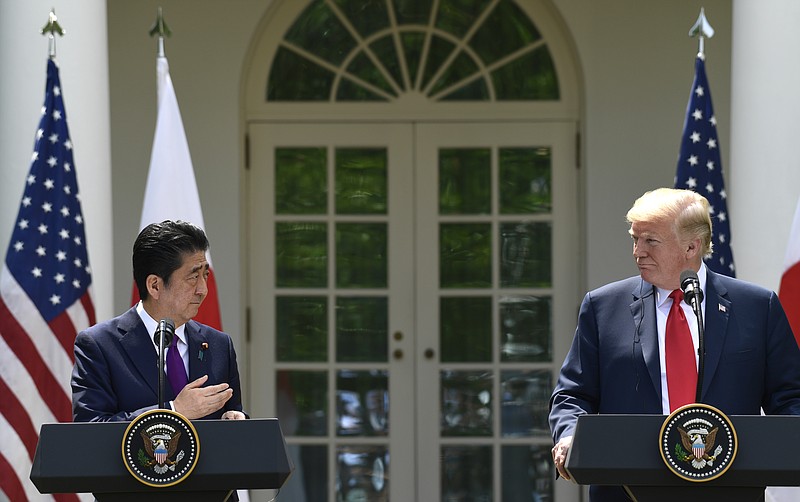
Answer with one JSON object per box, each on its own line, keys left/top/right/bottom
{"left": 659, "top": 403, "right": 737, "bottom": 482}
{"left": 122, "top": 409, "right": 200, "bottom": 487}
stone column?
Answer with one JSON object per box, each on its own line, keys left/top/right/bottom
{"left": 730, "top": 0, "right": 800, "bottom": 290}
{"left": 0, "top": 1, "right": 113, "bottom": 320}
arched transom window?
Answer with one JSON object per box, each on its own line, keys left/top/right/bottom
{"left": 267, "top": 0, "right": 560, "bottom": 102}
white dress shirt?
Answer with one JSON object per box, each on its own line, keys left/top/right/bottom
{"left": 655, "top": 263, "right": 707, "bottom": 414}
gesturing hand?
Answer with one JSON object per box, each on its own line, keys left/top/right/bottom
{"left": 173, "top": 375, "right": 233, "bottom": 419}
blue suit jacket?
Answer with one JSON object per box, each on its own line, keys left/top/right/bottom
{"left": 549, "top": 271, "right": 800, "bottom": 501}
{"left": 72, "top": 307, "right": 244, "bottom": 422}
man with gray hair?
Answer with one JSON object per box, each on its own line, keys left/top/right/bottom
{"left": 549, "top": 188, "right": 800, "bottom": 501}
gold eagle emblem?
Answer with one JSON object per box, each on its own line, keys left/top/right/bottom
{"left": 678, "top": 425, "right": 718, "bottom": 468}
{"left": 141, "top": 430, "right": 182, "bottom": 467}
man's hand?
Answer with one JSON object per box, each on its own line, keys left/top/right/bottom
{"left": 221, "top": 410, "right": 246, "bottom": 420}
{"left": 552, "top": 435, "right": 574, "bottom": 481}
{"left": 173, "top": 375, "right": 233, "bottom": 419}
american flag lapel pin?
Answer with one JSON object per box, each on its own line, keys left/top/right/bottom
{"left": 199, "top": 342, "right": 208, "bottom": 361}
{"left": 718, "top": 304, "right": 727, "bottom": 313}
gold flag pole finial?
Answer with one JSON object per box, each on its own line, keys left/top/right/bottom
{"left": 41, "top": 9, "right": 65, "bottom": 59}
{"left": 149, "top": 7, "right": 172, "bottom": 58}
{"left": 689, "top": 7, "right": 715, "bottom": 60}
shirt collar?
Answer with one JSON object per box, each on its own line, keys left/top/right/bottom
{"left": 136, "top": 301, "right": 187, "bottom": 348}
{"left": 655, "top": 262, "right": 707, "bottom": 308}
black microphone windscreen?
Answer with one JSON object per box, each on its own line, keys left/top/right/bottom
{"left": 679, "top": 269, "right": 704, "bottom": 305}
{"left": 680, "top": 269, "right": 699, "bottom": 288}
{"left": 161, "top": 318, "right": 175, "bottom": 332}
{"left": 153, "top": 318, "right": 176, "bottom": 346}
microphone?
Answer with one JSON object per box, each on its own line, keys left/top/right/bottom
{"left": 680, "top": 270, "right": 704, "bottom": 310}
{"left": 153, "top": 318, "right": 175, "bottom": 346}
{"left": 679, "top": 270, "right": 704, "bottom": 404}
{"left": 153, "top": 318, "right": 175, "bottom": 410}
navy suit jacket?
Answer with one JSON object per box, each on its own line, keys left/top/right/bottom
{"left": 549, "top": 271, "right": 800, "bottom": 501}
{"left": 72, "top": 307, "right": 244, "bottom": 422}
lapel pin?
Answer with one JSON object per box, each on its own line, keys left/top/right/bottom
{"left": 198, "top": 342, "right": 208, "bottom": 361}
{"left": 718, "top": 304, "right": 727, "bottom": 313}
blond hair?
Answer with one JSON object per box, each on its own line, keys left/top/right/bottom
{"left": 626, "top": 188, "right": 713, "bottom": 256}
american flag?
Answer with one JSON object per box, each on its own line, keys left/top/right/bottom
{"left": 0, "top": 58, "right": 95, "bottom": 501}
{"left": 674, "top": 55, "right": 735, "bottom": 277}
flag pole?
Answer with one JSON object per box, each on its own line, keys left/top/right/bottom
{"left": 688, "top": 7, "right": 715, "bottom": 59}
{"left": 149, "top": 7, "right": 172, "bottom": 58}
{"left": 40, "top": 9, "right": 64, "bottom": 59}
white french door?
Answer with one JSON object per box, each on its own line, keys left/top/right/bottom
{"left": 246, "top": 121, "right": 579, "bottom": 501}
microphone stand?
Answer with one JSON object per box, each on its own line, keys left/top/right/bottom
{"left": 154, "top": 319, "right": 173, "bottom": 410}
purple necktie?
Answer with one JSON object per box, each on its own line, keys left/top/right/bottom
{"left": 167, "top": 334, "right": 188, "bottom": 396}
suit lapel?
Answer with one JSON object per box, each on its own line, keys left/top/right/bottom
{"left": 630, "top": 281, "right": 661, "bottom": 400}
{"left": 186, "top": 321, "right": 210, "bottom": 382}
{"left": 117, "top": 308, "right": 160, "bottom": 396}
{"left": 699, "top": 271, "right": 730, "bottom": 399}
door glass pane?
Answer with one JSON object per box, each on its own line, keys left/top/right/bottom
{"left": 336, "top": 148, "right": 388, "bottom": 214}
{"left": 500, "top": 370, "right": 551, "bottom": 437}
{"left": 439, "top": 80, "right": 490, "bottom": 101}
{"left": 470, "top": 1, "right": 542, "bottom": 65}
{"left": 429, "top": 52, "right": 481, "bottom": 97}
{"left": 499, "top": 295, "right": 551, "bottom": 363}
{"left": 336, "top": 297, "right": 388, "bottom": 362}
{"left": 277, "top": 370, "right": 328, "bottom": 437}
{"left": 275, "top": 147, "right": 327, "bottom": 214}
{"left": 400, "top": 32, "right": 425, "bottom": 84}
{"left": 268, "top": 47, "right": 334, "bottom": 101}
{"left": 500, "top": 221, "right": 551, "bottom": 288}
{"left": 337, "top": 79, "right": 388, "bottom": 101}
{"left": 370, "top": 36, "right": 404, "bottom": 87}
{"left": 285, "top": 0, "right": 355, "bottom": 66}
{"left": 492, "top": 46, "right": 559, "bottom": 100}
{"left": 281, "top": 444, "right": 329, "bottom": 502}
{"left": 345, "top": 53, "right": 396, "bottom": 98}
{"left": 333, "top": 0, "right": 390, "bottom": 38}
{"left": 440, "top": 223, "right": 492, "bottom": 288}
{"left": 499, "top": 147, "right": 551, "bottom": 214}
{"left": 440, "top": 297, "right": 491, "bottom": 362}
{"left": 276, "top": 222, "right": 328, "bottom": 287}
{"left": 337, "top": 369, "right": 389, "bottom": 436}
{"left": 441, "top": 445, "right": 492, "bottom": 500}
{"left": 439, "top": 148, "right": 491, "bottom": 215}
{"left": 501, "top": 445, "right": 553, "bottom": 502}
{"left": 441, "top": 370, "right": 493, "bottom": 436}
{"left": 336, "top": 223, "right": 388, "bottom": 288}
{"left": 337, "top": 445, "right": 390, "bottom": 502}
{"left": 276, "top": 296, "right": 327, "bottom": 362}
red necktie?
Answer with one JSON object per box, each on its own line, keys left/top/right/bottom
{"left": 666, "top": 289, "right": 697, "bottom": 411}
{"left": 167, "top": 335, "right": 188, "bottom": 396}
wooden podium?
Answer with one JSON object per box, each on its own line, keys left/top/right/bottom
{"left": 30, "top": 418, "right": 293, "bottom": 501}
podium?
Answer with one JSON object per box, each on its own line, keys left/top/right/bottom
{"left": 30, "top": 418, "right": 293, "bottom": 501}
{"left": 566, "top": 414, "right": 800, "bottom": 501}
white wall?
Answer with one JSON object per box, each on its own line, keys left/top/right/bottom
{"left": 730, "top": 0, "right": 800, "bottom": 292}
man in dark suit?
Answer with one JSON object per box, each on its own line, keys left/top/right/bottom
{"left": 549, "top": 188, "right": 800, "bottom": 501}
{"left": 72, "top": 220, "right": 246, "bottom": 422}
